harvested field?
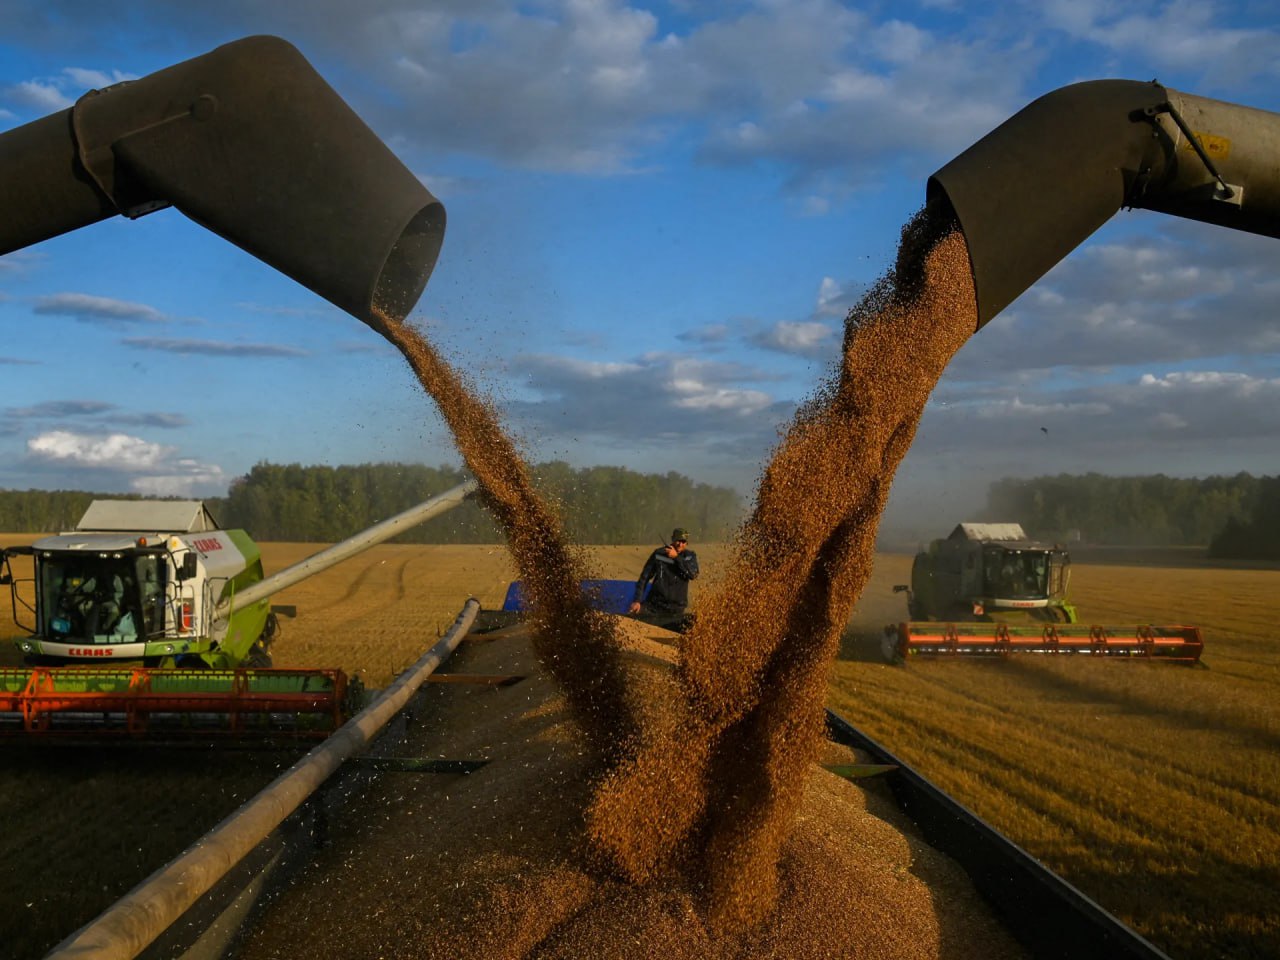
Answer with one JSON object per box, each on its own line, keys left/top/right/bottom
{"left": 0, "top": 540, "right": 1274, "bottom": 959}
{"left": 838, "top": 552, "right": 1280, "bottom": 960}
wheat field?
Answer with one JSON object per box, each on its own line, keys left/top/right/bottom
{"left": 0, "top": 539, "right": 1274, "bottom": 959}
{"left": 837, "top": 552, "right": 1278, "bottom": 960}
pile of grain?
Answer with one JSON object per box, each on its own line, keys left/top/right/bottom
{"left": 236, "top": 618, "right": 1025, "bottom": 960}
{"left": 350, "top": 203, "right": 985, "bottom": 945}
{"left": 587, "top": 208, "right": 979, "bottom": 928}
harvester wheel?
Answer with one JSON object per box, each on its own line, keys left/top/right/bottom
{"left": 243, "top": 642, "right": 273, "bottom": 669}
{"left": 243, "top": 612, "right": 279, "bottom": 667}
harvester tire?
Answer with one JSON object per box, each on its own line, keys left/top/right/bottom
{"left": 243, "top": 642, "right": 273, "bottom": 668}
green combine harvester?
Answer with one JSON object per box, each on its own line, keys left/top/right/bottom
{"left": 0, "top": 485, "right": 475, "bottom": 738}
{"left": 886, "top": 523, "right": 1203, "bottom": 663}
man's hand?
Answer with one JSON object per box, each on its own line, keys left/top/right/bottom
{"left": 663, "top": 545, "right": 679, "bottom": 558}
{"left": 627, "top": 601, "right": 642, "bottom": 615}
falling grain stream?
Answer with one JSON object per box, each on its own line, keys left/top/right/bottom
{"left": 329, "top": 205, "right": 999, "bottom": 957}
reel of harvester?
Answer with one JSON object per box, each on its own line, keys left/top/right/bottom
{"left": 0, "top": 666, "right": 354, "bottom": 740}
{"left": 885, "top": 621, "right": 1204, "bottom": 663}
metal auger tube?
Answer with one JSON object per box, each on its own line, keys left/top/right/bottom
{"left": 44, "top": 598, "right": 479, "bottom": 960}
{"left": 928, "top": 80, "right": 1280, "bottom": 328}
{"left": 214, "top": 480, "right": 478, "bottom": 622}
{"left": 0, "top": 35, "right": 446, "bottom": 327}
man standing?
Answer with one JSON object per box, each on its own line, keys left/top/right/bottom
{"left": 628, "top": 527, "right": 699, "bottom": 631}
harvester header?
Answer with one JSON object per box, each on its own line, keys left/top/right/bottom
{"left": 887, "top": 524, "right": 1204, "bottom": 663}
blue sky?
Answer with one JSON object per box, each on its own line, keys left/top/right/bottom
{"left": 1, "top": 1, "right": 1277, "bottom": 541}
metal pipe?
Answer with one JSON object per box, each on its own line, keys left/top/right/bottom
{"left": 0, "top": 35, "right": 446, "bottom": 326}
{"left": 45, "top": 598, "right": 480, "bottom": 960}
{"left": 215, "top": 480, "right": 478, "bottom": 621}
{"left": 928, "top": 80, "right": 1280, "bottom": 328}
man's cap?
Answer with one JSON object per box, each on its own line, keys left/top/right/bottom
{"left": 671, "top": 528, "right": 691, "bottom": 542}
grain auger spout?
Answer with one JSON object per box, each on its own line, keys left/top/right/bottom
{"left": 0, "top": 34, "right": 444, "bottom": 326}
{"left": 929, "top": 80, "right": 1280, "bottom": 327}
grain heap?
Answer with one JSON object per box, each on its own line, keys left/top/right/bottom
{"left": 586, "top": 206, "right": 979, "bottom": 929}
{"left": 347, "top": 202, "right": 989, "bottom": 950}
{"left": 238, "top": 616, "right": 1026, "bottom": 960}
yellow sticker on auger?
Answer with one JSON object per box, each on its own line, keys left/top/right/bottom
{"left": 1184, "top": 131, "right": 1232, "bottom": 160}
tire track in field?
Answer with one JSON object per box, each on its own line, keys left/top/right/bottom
{"left": 857, "top": 666, "right": 1280, "bottom": 840}
{"left": 895, "top": 660, "right": 1280, "bottom": 809}
{"left": 836, "top": 664, "right": 1278, "bottom": 846}
{"left": 839, "top": 686, "right": 1272, "bottom": 876}
{"left": 304, "top": 557, "right": 387, "bottom": 614}
{"left": 998, "top": 656, "right": 1280, "bottom": 752}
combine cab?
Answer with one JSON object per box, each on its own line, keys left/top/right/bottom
{"left": 895, "top": 523, "right": 1076, "bottom": 625}
{"left": 3, "top": 499, "right": 277, "bottom": 670}
{"left": 886, "top": 523, "right": 1203, "bottom": 663}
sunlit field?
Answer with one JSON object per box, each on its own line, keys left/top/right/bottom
{"left": 0, "top": 539, "right": 1273, "bottom": 959}
{"left": 836, "top": 552, "right": 1279, "bottom": 960}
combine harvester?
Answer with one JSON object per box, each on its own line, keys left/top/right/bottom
{"left": 0, "top": 484, "right": 476, "bottom": 739}
{"left": 884, "top": 523, "right": 1203, "bottom": 662}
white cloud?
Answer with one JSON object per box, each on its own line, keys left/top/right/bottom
{"left": 752, "top": 320, "right": 836, "bottom": 357}
{"left": 1044, "top": 0, "right": 1280, "bottom": 84}
{"left": 131, "top": 465, "right": 227, "bottom": 498}
{"left": 973, "top": 396, "right": 1111, "bottom": 418}
{"left": 24, "top": 430, "right": 227, "bottom": 496}
{"left": 28, "top": 431, "right": 171, "bottom": 470}
{"left": 62, "top": 67, "right": 133, "bottom": 89}
{"left": 7, "top": 79, "right": 71, "bottom": 111}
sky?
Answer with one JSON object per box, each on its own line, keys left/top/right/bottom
{"left": 0, "top": 0, "right": 1277, "bottom": 543}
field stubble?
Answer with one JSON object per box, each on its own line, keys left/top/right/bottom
{"left": 0, "top": 540, "right": 1273, "bottom": 960}
{"left": 264, "top": 541, "right": 1277, "bottom": 958}
{"left": 838, "top": 552, "right": 1279, "bottom": 960}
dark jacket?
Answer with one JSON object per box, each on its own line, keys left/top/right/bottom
{"left": 634, "top": 546, "right": 699, "bottom": 613}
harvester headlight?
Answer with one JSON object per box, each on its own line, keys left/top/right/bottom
{"left": 20, "top": 641, "right": 33, "bottom": 653}
{"left": 164, "top": 644, "right": 175, "bottom": 654}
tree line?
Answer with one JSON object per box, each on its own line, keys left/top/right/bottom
{"left": 0, "top": 461, "right": 746, "bottom": 545}
{"left": 982, "top": 472, "right": 1280, "bottom": 558}
{"left": 5, "top": 468, "right": 1276, "bottom": 558}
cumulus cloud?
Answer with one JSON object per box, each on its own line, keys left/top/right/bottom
{"left": 28, "top": 431, "right": 171, "bottom": 470}
{"left": 0, "top": 1, "right": 1031, "bottom": 199}
{"left": 24, "top": 429, "right": 225, "bottom": 496}
{"left": 915, "top": 366, "right": 1280, "bottom": 470}
{"left": 505, "top": 349, "right": 792, "bottom": 465}
{"left": 944, "top": 222, "right": 1280, "bottom": 377}
{"left": 34, "top": 293, "right": 167, "bottom": 325}
{"left": 751, "top": 320, "right": 837, "bottom": 357}
{"left": 1042, "top": 0, "right": 1280, "bottom": 88}
{"left": 2, "top": 65, "right": 135, "bottom": 114}
{"left": 131, "top": 462, "right": 228, "bottom": 498}
{"left": 6, "top": 79, "right": 71, "bottom": 112}
{"left": 122, "top": 337, "right": 309, "bottom": 358}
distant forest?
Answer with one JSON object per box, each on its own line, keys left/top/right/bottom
{"left": 4, "top": 467, "right": 1278, "bottom": 559}
{"left": 983, "top": 472, "right": 1280, "bottom": 558}
{"left": 0, "top": 461, "right": 746, "bottom": 546}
